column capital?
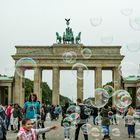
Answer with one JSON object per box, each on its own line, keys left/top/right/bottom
{"left": 95, "top": 66, "right": 102, "bottom": 69}
{"left": 53, "top": 66, "right": 59, "bottom": 69}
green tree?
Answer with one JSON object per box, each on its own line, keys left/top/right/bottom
{"left": 24, "top": 78, "right": 71, "bottom": 105}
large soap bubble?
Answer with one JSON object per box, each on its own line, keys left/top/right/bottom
{"left": 84, "top": 88, "right": 109, "bottom": 108}
{"left": 62, "top": 51, "right": 77, "bottom": 64}
{"left": 15, "top": 57, "right": 37, "bottom": 78}
{"left": 113, "top": 90, "right": 132, "bottom": 108}
{"left": 81, "top": 48, "right": 92, "bottom": 59}
{"left": 72, "top": 63, "right": 88, "bottom": 80}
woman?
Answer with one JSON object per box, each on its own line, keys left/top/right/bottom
{"left": 24, "top": 94, "right": 40, "bottom": 119}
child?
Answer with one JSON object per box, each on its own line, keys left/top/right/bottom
{"left": 125, "top": 106, "right": 135, "bottom": 138}
{"left": 62, "top": 114, "right": 72, "bottom": 140}
{"left": 17, "top": 118, "right": 57, "bottom": 140}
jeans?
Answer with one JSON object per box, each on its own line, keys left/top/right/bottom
{"left": 93, "top": 115, "right": 97, "bottom": 125}
{"left": 128, "top": 125, "right": 135, "bottom": 135}
{"left": 64, "top": 127, "right": 70, "bottom": 138}
{"left": 6, "top": 117, "right": 10, "bottom": 130}
{"left": 102, "top": 125, "right": 109, "bottom": 135}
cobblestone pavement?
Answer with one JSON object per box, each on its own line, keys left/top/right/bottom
{"left": 7, "top": 116, "right": 140, "bottom": 140}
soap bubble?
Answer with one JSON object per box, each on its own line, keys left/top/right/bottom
{"left": 113, "top": 90, "right": 132, "bottom": 108}
{"left": 90, "top": 17, "right": 102, "bottom": 27}
{"left": 129, "top": 16, "right": 140, "bottom": 31}
{"left": 63, "top": 51, "right": 77, "bottom": 64}
{"left": 72, "top": 63, "right": 88, "bottom": 80}
{"left": 121, "top": 8, "right": 133, "bottom": 16}
{"left": 15, "top": 57, "right": 37, "bottom": 78}
{"left": 81, "top": 48, "right": 92, "bottom": 59}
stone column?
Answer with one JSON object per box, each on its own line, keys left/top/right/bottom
{"left": 8, "top": 86, "right": 12, "bottom": 104}
{"left": 77, "top": 67, "right": 84, "bottom": 101}
{"left": 34, "top": 67, "right": 42, "bottom": 102}
{"left": 14, "top": 71, "right": 24, "bottom": 106}
{"left": 52, "top": 67, "right": 60, "bottom": 105}
{"left": 112, "top": 67, "right": 121, "bottom": 90}
{"left": 95, "top": 67, "right": 102, "bottom": 89}
{"left": 112, "top": 67, "right": 121, "bottom": 105}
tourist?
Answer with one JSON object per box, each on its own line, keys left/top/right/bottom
{"left": 5, "top": 103, "right": 13, "bottom": 130}
{"left": 75, "top": 98, "right": 89, "bottom": 140}
{"left": 91, "top": 106, "right": 98, "bottom": 125}
{"left": 13, "top": 103, "right": 23, "bottom": 133}
{"left": 10, "top": 105, "right": 14, "bottom": 131}
{"left": 17, "top": 118, "right": 58, "bottom": 140}
{"left": 24, "top": 93, "right": 40, "bottom": 119}
{"left": 61, "top": 101, "right": 71, "bottom": 140}
{"left": 54, "top": 105, "right": 62, "bottom": 120}
{"left": 50, "top": 105, "right": 55, "bottom": 121}
{"left": 111, "top": 105, "right": 117, "bottom": 125}
{"left": 125, "top": 106, "right": 135, "bottom": 138}
{"left": 40, "top": 103, "right": 47, "bottom": 139}
{"left": 100, "top": 104, "right": 110, "bottom": 136}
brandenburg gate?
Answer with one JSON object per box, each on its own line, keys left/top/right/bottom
{"left": 12, "top": 19, "right": 124, "bottom": 106}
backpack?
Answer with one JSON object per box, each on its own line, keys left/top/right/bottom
{"left": 79, "top": 105, "right": 89, "bottom": 119}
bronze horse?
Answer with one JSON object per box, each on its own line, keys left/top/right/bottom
{"left": 56, "top": 32, "right": 62, "bottom": 44}
{"left": 75, "top": 32, "right": 81, "bottom": 44}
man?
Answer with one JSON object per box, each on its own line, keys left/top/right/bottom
{"left": 75, "top": 98, "right": 88, "bottom": 140}
{"left": 5, "top": 104, "right": 13, "bottom": 130}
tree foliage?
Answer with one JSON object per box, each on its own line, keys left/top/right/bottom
{"left": 24, "top": 78, "right": 70, "bottom": 105}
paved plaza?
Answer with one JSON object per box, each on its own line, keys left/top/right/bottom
{"left": 7, "top": 116, "right": 140, "bottom": 140}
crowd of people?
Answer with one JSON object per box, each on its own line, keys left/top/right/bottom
{"left": 0, "top": 93, "right": 140, "bottom": 140}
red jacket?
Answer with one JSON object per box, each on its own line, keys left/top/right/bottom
{"left": 5, "top": 106, "right": 12, "bottom": 118}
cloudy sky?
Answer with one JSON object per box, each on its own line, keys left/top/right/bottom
{"left": 0, "top": 0, "right": 140, "bottom": 101}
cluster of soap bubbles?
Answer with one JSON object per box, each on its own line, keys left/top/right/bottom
{"left": 62, "top": 48, "right": 92, "bottom": 80}
{"left": 15, "top": 57, "right": 37, "bottom": 78}
{"left": 63, "top": 105, "right": 80, "bottom": 128}
{"left": 80, "top": 124, "right": 121, "bottom": 137}
{"left": 84, "top": 87, "right": 133, "bottom": 117}
{"left": 62, "top": 49, "right": 92, "bottom": 64}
